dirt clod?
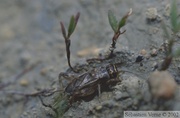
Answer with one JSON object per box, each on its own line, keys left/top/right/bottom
{"left": 146, "top": 8, "right": 158, "bottom": 20}
{"left": 148, "top": 71, "right": 177, "bottom": 99}
{"left": 150, "top": 48, "right": 158, "bottom": 57}
{"left": 95, "top": 105, "right": 102, "bottom": 111}
{"left": 19, "top": 79, "right": 29, "bottom": 86}
{"left": 140, "top": 49, "right": 147, "bottom": 56}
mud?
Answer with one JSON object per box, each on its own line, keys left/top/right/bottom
{"left": 0, "top": 0, "right": 180, "bottom": 118}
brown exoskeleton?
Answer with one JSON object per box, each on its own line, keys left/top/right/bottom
{"left": 59, "top": 63, "right": 121, "bottom": 103}
{"left": 39, "top": 64, "right": 121, "bottom": 117}
{"left": 39, "top": 9, "right": 133, "bottom": 116}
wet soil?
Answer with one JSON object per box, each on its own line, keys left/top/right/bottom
{"left": 0, "top": 0, "right": 180, "bottom": 118}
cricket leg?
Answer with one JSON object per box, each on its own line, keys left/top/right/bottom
{"left": 86, "top": 56, "right": 110, "bottom": 63}
{"left": 39, "top": 95, "right": 58, "bottom": 117}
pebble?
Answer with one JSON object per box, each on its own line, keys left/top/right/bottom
{"left": 115, "top": 75, "right": 152, "bottom": 102}
{"left": 114, "top": 91, "right": 129, "bottom": 101}
{"left": 152, "top": 62, "right": 158, "bottom": 71}
{"left": 146, "top": 8, "right": 158, "bottom": 20}
{"left": 19, "top": 51, "right": 32, "bottom": 66}
{"left": 148, "top": 71, "right": 177, "bottom": 99}
{"left": 19, "top": 79, "right": 29, "bottom": 86}
{"left": 140, "top": 49, "right": 147, "bottom": 56}
{"left": 150, "top": 48, "right": 158, "bottom": 57}
{"left": 0, "top": 25, "right": 15, "bottom": 39}
{"left": 164, "top": 4, "right": 170, "bottom": 17}
{"left": 102, "top": 100, "right": 118, "bottom": 108}
{"left": 149, "top": 27, "right": 159, "bottom": 34}
{"left": 95, "top": 105, "right": 102, "bottom": 111}
{"left": 135, "top": 55, "right": 144, "bottom": 62}
{"left": 40, "top": 66, "right": 54, "bottom": 76}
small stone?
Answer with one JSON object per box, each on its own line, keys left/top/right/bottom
{"left": 0, "top": 25, "right": 15, "bottom": 39}
{"left": 164, "top": 4, "right": 170, "bottom": 17}
{"left": 150, "top": 48, "right": 158, "bottom": 57}
{"left": 135, "top": 55, "right": 144, "bottom": 62}
{"left": 146, "top": 8, "right": 158, "bottom": 20}
{"left": 20, "top": 52, "right": 32, "bottom": 66}
{"left": 116, "top": 76, "right": 152, "bottom": 102}
{"left": 149, "top": 27, "right": 159, "bottom": 34}
{"left": 95, "top": 105, "right": 102, "bottom": 111}
{"left": 40, "top": 68, "right": 48, "bottom": 75}
{"left": 102, "top": 100, "right": 118, "bottom": 108}
{"left": 40, "top": 66, "right": 53, "bottom": 76}
{"left": 148, "top": 71, "right": 177, "bottom": 99}
{"left": 114, "top": 91, "right": 129, "bottom": 101}
{"left": 152, "top": 62, "right": 158, "bottom": 71}
{"left": 20, "top": 79, "right": 29, "bottom": 86}
{"left": 140, "top": 49, "right": 147, "bottom": 56}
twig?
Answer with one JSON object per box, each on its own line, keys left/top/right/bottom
{"left": 2, "top": 88, "right": 61, "bottom": 97}
{"left": 0, "top": 61, "right": 40, "bottom": 90}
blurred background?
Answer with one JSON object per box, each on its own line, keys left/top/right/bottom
{"left": 0, "top": 0, "right": 177, "bottom": 117}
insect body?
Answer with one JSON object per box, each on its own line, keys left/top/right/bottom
{"left": 59, "top": 64, "right": 120, "bottom": 103}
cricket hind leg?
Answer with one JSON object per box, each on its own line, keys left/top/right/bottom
{"left": 86, "top": 55, "right": 113, "bottom": 63}
{"left": 39, "top": 95, "right": 59, "bottom": 117}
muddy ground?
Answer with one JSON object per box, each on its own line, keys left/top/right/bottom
{"left": 0, "top": 0, "right": 180, "bottom": 118}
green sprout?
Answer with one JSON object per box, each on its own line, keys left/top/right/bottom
{"left": 108, "top": 8, "right": 132, "bottom": 57}
{"left": 170, "top": 0, "right": 180, "bottom": 33}
{"left": 160, "top": 0, "right": 180, "bottom": 70}
{"left": 60, "top": 12, "right": 80, "bottom": 72}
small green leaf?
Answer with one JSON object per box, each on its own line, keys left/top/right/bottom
{"left": 118, "top": 17, "right": 126, "bottom": 29}
{"left": 68, "top": 15, "right": 76, "bottom": 38}
{"left": 118, "top": 8, "right": 132, "bottom": 31}
{"left": 170, "top": 0, "right": 178, "bottom": 33}
{"left": 75, "top": 12, "right": 80, "bottom": 25}
{"left": 60, "top": 22, "right": 66, "bottom": 39}
{"left": 108, "top": 10, "right": 118, "bottom": 33}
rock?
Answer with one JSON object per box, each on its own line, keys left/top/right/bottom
{"left": 114, "top": 91, "right": 129, "bottom": 101}
{"left": 19, "top": 51, "right": 32, "bottom": 66}
{"left": 148, "top": 71, "right": 177, "bottom": 99}
{"left": 19, "top": 79, "right": 29, "bottom": 86}
{"left": 135, "top": 55, "right": 144, "bottom": 62}
{"left": 102, "top": 100, "right": 119, "bottom": 108}
{"left": 164, "top": 4, "right": 170, "bottom": 17}
{"left": 114, "top": 75, "right": 151, "bottom": 102}
{"left": 140, "top": 49, "right": 147, "bottom": 56}
{"left": 40, "top": 66, "right": 54, "bottom": 76}
{"left": 0, "top": 25, "right": 15, "bottom": 39}
{"left": 146, "top": 8, "right": 158, "bottom": 20}
{"left": 149, "top": 27, "right": 159, "bottom": 34}
{"left": 150, "top": 48, "right": 158, "bottom": 57}
{"left": 152, "top": 62, "right": 158, "bottom": 71}
{"left": 95, "top": 105, "right": 102, "bottom": 111}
